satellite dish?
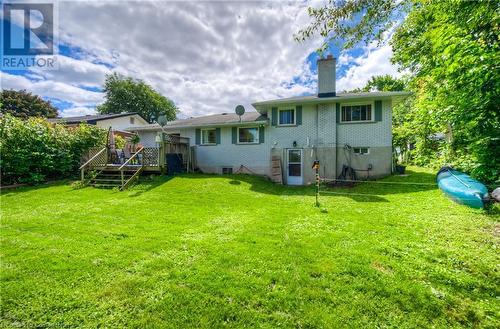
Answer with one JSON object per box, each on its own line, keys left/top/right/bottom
{"left": 157, "top": 115, "right": 168, "bottom": 127}
{"left": 235, "top": 105, "right": 245, "bottom": 116}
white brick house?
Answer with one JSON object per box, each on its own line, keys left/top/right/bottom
{"left": 131, "top": 56, "right": 410, "bottom": 185}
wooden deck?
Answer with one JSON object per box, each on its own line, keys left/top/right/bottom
{"left": 80, "top": 138, "right": 190, "bottom": 189}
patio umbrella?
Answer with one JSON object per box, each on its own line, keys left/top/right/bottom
{"left": 107, "top": 127, "right": 116, "bottom": 163}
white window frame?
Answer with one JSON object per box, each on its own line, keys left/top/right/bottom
{"left": 201, "top": 128, "right": 217, "bottom": 145}
{"left": 340, "top": 102, "right": 375, "bottom": 123}
{"left": 353, "top": 147, "right": 370, "bottom": 155}
{"left": 278, "top": 108, "right": 296, "bottom": 126}
{"left": 237, "top": 126, "right": 259, "bottom": 144}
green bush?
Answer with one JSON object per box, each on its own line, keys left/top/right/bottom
{"left": 0, "top": 114, "right": 106, "bottom": 185}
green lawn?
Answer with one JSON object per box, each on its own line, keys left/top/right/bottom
{"left": 1, "top": 167, "right": 498, "bottom": 328}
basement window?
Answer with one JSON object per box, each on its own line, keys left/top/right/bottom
{"left": 222, "top": 167, "right": 233, "bottom": 174}
{"left": 353, "top": 147, "right": 370, "bottom": 155}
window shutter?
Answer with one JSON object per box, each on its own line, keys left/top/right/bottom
{"left": 375, "top": 100, "right": 382, "bottom": 121}
{"left": 195, "top": 129, "right": 200, "bottom": 145}
{"left": 259, "top": 126, "right": 265, "bottom": 143}
{"left": 271, "top": 107, "right": 278, "bottom": 126}
{"left": 296, "top": 105, "right": 302, "bottom": 125}
{"left": 336, "top": 103, "right": 340, "bottom": 122}
{"left": 232, "top": 127, "right": 237, "bottom": 144}
{"left": 216, "top": 128, "right": 221, "bottom": 144}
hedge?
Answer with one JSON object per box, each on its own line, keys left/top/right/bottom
{"left": 0, "top": 114, "right": 106, "bottom": 185}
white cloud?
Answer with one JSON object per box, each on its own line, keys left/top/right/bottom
{"left": 336, "top": 44, "right": 401, "bottom": 92}
{"left": 60, "top": 106, "right": 96, "bottom": 117}
{"left": 0, "top": 71, "right": 104, "bottom": 106}
{"left": 2, "top": 1, "right": 401, "bottom": 117}
{"left": 30, "top": 55, "right": 110, "bottom": 88}
{"left": 52, "top": 0, "right": 322, "bottom": 117}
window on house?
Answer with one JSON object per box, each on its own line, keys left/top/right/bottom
{"left": 279, "top": 109, "right": 295, "bottom": 125}
{"left": 129, "top": 117, "right": 135, "bottom": 124}
{"left": 341, "top": 104, "right": 372, "bottom": 122}
{"left": 201, "top": 129, "right": 217, "bottom": 145}
{"left": 353, "top": 147, "right": 370, "bottom": 155}
{"left": 238, "top": 127, "right": 259, "bottom": 144}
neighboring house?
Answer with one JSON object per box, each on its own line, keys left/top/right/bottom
{"left": 131, "top": 56, "right": 410, "bottom": 185}
{"left": 49, "top": 112, "right": 149, "bottom": 136}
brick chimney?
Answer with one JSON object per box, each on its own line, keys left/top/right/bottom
{"left": 317, "top": 55, "right": 336, "bottom": 97}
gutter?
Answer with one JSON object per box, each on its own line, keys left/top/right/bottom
{"left": 252, "top": 92, "right": 412, "bottom": 113}
{"left": 127, "top": 120, "right": 269, "bottom": 132}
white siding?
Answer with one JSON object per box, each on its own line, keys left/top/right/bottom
{"left": 336, "top": 100, "right": 392, "bottom": 147}
{"left": 138, "top": 131, "right": 158, "bottom": 147}
{"left": 134, "top": 98, "right": 393, "bottom": 182}
{"left": 96, "top": 114, "right": 148, "bottom": 131}
{"left": 182, "top": 127, "right": 270, "bottom": 175}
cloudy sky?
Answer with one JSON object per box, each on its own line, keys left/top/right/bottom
{"left": 0, "top": 0, "right": 401, "bottom": 118}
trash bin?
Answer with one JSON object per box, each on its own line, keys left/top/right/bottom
{"left": 166, "top": 153, "right": 183, "bottom": 175}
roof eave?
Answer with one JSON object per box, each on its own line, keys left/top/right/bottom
{"left": 127, "top": 120, "right": 269, "bottom": 131}
{"left": 164, "top": 120, "right": 269, "bottom": 130}
{"left": 252, "top": 92, "right": 413, "bottom": 111}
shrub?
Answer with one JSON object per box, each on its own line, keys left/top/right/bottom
{"left": 0, "top": 114, "right": 106, "bottom": 185}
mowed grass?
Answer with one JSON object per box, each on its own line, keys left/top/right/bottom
{"left": 1, "top": 167, "right": 498, "bottom": 328}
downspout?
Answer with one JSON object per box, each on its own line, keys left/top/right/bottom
{"left": 315, "top": 104, "right": 319, "bottom": 160}
{"left": 335, "top": 102, "right": 338, "bottom": 180}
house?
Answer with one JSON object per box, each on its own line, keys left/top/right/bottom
{"left": 130, "top": 56, "right": 410, "bottom": 185}
{"left": 49, "top": 112, "right": 148, "bottom": 137}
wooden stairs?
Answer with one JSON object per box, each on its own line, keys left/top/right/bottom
{"left": 270, "top": 155, "right": 283, "bottom": 184}
{"left": 80, "top": 147, "right": 145, "bottom": 190}
{"left": 87, "top": 166, "right": 143, "bottom": 189}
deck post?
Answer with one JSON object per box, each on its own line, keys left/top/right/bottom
{"left": 121, "top": 170, "right": 124, "bottom": 187}
{"left": 81, "top": 168, "right": 84, "bottom": 181}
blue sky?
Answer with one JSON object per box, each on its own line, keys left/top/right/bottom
{"left": 1, "top": 1, "right": 400, "bottom": 118}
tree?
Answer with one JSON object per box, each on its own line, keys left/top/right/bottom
{"left": 356, "top": 75, "right": 416, "bottom": 162}
{"left": 97, "top": 73, "right": 177, "bottom": 123}
{"left": 362, "top": 75, "right": 406, "bottom": 92}
{"left": 0, "top": 114, "right": 106, "bottom": 184}
{"left": 296, "top": 0, "right": 500, "bottom": 183}
{"left": 350, "top": 74, "right": 407, "bottom": 93}
{"left": 0, "top": 89, "right": 58, "bottom": 119}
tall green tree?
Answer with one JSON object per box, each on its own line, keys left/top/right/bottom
{"left": 98, "top": 73, "right": 177, "bottom": 123}
{"left": 362, "top": 75, "right": 406, "bottom": 92}
{"left": 296, "top": 0, "right": 500, "bottom": 183}
{"left": 356, "top": 75, "right": 416, "bottom": 162}
{"left": 0, "top": 89, "right": 58, "bottom": 119}
{"left": 350, "top": 74, "right": 407, "bottom": 92}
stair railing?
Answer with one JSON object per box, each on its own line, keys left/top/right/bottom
{"left": 118, "top": 147, "right": 144, "bottom": 189}
{"left": 80, "top": 147, "right": 107, "bottom": 182}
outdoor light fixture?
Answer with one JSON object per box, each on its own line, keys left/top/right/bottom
{"left": 293, "top": 141, "right": 297, "bottom": 147}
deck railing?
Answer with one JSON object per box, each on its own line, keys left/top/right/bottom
{"left": 79, "top": 147, "right": 107, "bottom": 181}
{"left": 143, "top": 147, "right": 160, "bottom": 166}
{"left": 119, "top": 147, "right": 144, "bottom": 189}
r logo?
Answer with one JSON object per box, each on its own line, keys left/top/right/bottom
{"left": 2, "top": 2, "right": 54, "bottom": 56}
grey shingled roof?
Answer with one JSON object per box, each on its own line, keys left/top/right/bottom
{"left": 49, "top": 112, "right": 146, "bottom": 124}
{"left": 129, "top": 111, "right": 268, "bottom": 131}
{"left": 252, "top": 91, "right": 412, "bottom": 107}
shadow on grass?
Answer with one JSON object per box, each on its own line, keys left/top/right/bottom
{"left": 126, "top": 175, "right": 174, "bottom": 197}
{"left": 166, "top": 169, "right": 438, "bottom": 203}
{"left": 4, "top": 169, "right": 473, "bottom": 207}
{"left": 0, "top": 180, "right": 72, "bottom": 196}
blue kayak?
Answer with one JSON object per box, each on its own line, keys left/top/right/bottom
{"left": 437, "top": 167, "right": 489, "bottom": 209}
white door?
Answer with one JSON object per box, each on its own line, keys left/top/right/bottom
{"left": 287, "top": 149, "right": 303, "bottom": 185}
